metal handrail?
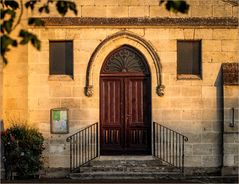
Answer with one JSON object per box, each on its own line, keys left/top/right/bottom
{"left": 153, "top": 122, "right": 188, "bottom": 173}
{"left": 66, "top": 122, "right": 98, "bottom": 172}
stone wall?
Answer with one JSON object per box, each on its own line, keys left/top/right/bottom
{"left": 30, "top": 0, "right": 238, "bottom": 18}
{"left": 2, "top": 8, "right": 29, "bottom": 126}
{"left": 2, "top": 0, "right": 239, "bottom": 173}
{"left": 3, "top": 42, "right": 29, "bottom": 125}
{"left": 26, "top": 27, "right": 239, "bottom": 170}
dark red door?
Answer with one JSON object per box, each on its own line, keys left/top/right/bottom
{"left": 100, "top": 76, "right": 151, "bottom": 155}
{"left": 100, "top": 45, "right": 151, "bottom": 155}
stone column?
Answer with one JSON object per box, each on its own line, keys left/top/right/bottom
{"left": 222, "top": 63, "right": 239, "bottom": 175}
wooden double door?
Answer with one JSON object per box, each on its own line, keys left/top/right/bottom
{"left": 100, "top": 76, "right": 151, "bottom": 155}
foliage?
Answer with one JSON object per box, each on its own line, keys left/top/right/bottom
{"left": 0, "top": 0, "right": 78, "bottom": 64}
{"left": 1, "top": 123, "right": 45, "bottom": 177}
{"left": 160, "top": 0, "right": 189, "bottom": 13}
{"left": 0, "top": 0, "right": 189, "bottom": 65}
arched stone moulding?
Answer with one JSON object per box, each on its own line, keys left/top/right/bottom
{"left": 84, "top": 31, "right": 165, "bottom": 97}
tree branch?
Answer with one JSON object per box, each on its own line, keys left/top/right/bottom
{"left": 11, "top": 0, "right": 24, "bottom": 31}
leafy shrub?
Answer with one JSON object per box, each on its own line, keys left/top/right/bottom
{"left": 1, "top": 124, "right": 45, "bottom": 177}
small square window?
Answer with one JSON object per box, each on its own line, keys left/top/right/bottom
{"left": 177, "top": 41, "right": 201, "bottom": 79}
{"left": 49, "top": 41, "right": 73, "bottom": 76}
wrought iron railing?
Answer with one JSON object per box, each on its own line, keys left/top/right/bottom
{"left": 153, "top": 122, "right": 188, "bottom": 173}
{"left": 66, "top": 122, "right": 98, "bottom": 172}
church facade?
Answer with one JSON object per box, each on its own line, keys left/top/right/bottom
{"left": 0, "top": 0, "right": 238, "bottom": 177}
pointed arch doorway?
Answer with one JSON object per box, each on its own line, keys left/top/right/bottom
{"left": 100, "top": 45, "right": 151, "bottom": 155}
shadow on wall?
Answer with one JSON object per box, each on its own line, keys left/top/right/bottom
{"left": 214, "top": 66, "right": 223, "bottom": 169}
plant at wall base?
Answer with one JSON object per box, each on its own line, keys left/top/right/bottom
{"left": 1, "top": 124, "right": 45, "bottom": 179}
{"left": 0, "top": 0, "right": 189, "bottom": 65}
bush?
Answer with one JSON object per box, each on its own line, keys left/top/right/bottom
{"left": 1, "top": 124, "right": 45, "bottom": 178}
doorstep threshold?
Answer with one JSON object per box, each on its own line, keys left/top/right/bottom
{"left": 97, "top": 155, "right": 154, "bottom": 161}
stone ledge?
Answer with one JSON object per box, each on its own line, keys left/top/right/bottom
{"left": 48, "top": 75, "right": 73, "bottom": 81}
{"left": 35, "top": 17, "right": 238, "bottom": 28}
{"left": 177, "top": 74, "right": 202, "bottom": 80}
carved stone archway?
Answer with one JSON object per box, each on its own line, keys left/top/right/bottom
{"left": 84, "top": 31, "right": 164, "bottom": 97}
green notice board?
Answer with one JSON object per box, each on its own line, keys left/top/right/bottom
{"left": 51, "top": 108, "right": 69, "bottom": 134}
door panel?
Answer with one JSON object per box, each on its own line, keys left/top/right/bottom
{"left": 100, "top": 76, "right": 151, "bottom": 155}
{"left": 125, "top": 77, "right": 151, "bottom": 154}
{"left": 100, "top": 78, "right": 124, "bottom": 154}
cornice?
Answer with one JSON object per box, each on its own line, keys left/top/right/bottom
{"left": 36, "top": 17, "right": 238, "bottom": 28}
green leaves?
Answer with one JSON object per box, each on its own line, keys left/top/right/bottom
{"left": 38, "top": 0, "right": 53, "bottom": 14}
{"left": 0, "top": 9, "right": 16, "bottom": 34}
{"left": 25, "top": 0, "right": 37, "bottom": 10}
{"left": 1, "top": 0, "right": 78, "bottom": 65}
{"left": 0, "top": 0, "right": 18, "bottom": 64}
{"left": 28, "top": 18, "right": 44, "bottom": 26}
{"left": 3, "top": 0, "right": 19, "bottom": 10}
{"left": 25, "top": 0, "right": 78, "bottom": 16}
{"left": 56, "top": 0, "right": 77, "bottom": 16}
{"left": 0, "top": 35, "right": 17, "bottom": 64}
{"left": 38, "top": 4, "right": 50, "bottom": 13}
{"left": 2, "top": 20, "right": 13, "bottom": 33}
{"left": 160, "top": 0, "right": 189, "bottom": 14}
{"left": 68, "top": 1, "right": 77, "bottom": 15}
{"left": 19, "top": 29, "right": 41, "bottom": 50}
{"left": 1, "top": 8, "right": 16, "bottom": 19}
{"left": 0, "top": 35, "right": 18, "bottom": 49}
{"left": 165, "top": 0, "right": 189, "bottom": 13}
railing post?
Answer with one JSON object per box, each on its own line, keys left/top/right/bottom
{"left": 182, "top": 146, "right": 184, "bottom": 173}
{"left": 153, "top": 122, "right": 155, "bottom": 156}
{"left": 69, "top": 138, "right": 72, "bottom": 171}
{"left": 96, "top": 122, "right": 99, "bottom": 157}
{"left": 159, "top": 125, "right": 161, "bottom": 159}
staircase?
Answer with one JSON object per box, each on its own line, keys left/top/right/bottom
{"left": 66, "top": 122, "right": 188, "bottom": 180}
{"left": 69, "top": 156, "right": 181, "bottom": 180}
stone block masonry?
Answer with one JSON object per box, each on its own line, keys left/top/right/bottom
{"left": 2, "top": 0, "right": 239, "bottom": 177}
{"left": 29, "top": 0, "right": 239, "bottom": 18}
{"left": 24, "top": 27, "right": 238, "bottom": 170}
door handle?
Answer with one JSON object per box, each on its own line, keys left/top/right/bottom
{"left": 126, "top": 115, "right": 131, "bottom": 121}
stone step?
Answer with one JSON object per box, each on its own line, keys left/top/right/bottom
{"left": 80, "top": 157, "right": 178, "bottom": 171}
{"left": 69, "top": 171, "right": 181, "bottom": 180}
{"left": 69, "top": 156, "right": 182, "bottom": 180}
{"left": 83, "top": 157, "right": 164, "bottom": 167}
{"left": 83, "top": 162, "right": 165, "bottom": 168}
{"left": 79, "top": 165, "right": 178, "bottom": 173}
